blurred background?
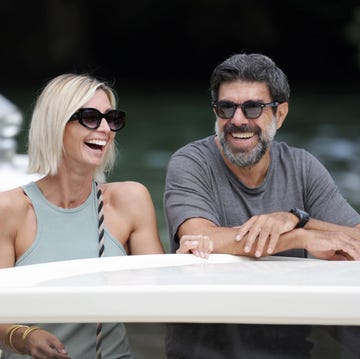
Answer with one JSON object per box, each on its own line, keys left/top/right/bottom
{"left": 1, "top": 1, "right": 360, "bottom": 357}
{"left": 1, "top": 0, "right": 360, "bottom": 244}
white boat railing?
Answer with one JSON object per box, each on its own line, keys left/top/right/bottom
{"left": 0, "top": 254, "right": 360, "bottom": 325}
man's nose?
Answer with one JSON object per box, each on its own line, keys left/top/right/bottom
{"left": 230, "top": 107, "right": 250, "bottom": 126}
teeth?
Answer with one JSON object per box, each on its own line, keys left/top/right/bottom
{"left": 232, "top": 132, "right": 254, "bottom": 139}
{"left": 86, "top": 139, "right": 106, "bottom": 146}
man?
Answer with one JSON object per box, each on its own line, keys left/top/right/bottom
{"left": 164, "top": 53, "right": 360, "bottom": 358}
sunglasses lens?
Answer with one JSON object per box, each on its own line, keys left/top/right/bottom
{"left": 106, "top": 110, "right": 126, "bottom": 131}
{"left": 71, "top": 108, "right": 126, "bottom": 131}
{"left": 243, "top": 103, "right": 262, "bottom": 119}
{"left": 215, "top": 102, "right": 236, "bottom": 119}
{"left": 81, "top": 109, "right": 101, "bottom": 129}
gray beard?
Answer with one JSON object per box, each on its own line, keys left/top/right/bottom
{"left": 215, "top": 119, "right": 277, "bottom": 168}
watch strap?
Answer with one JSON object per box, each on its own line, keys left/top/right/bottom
{"left": 290, "top": 208, "right": 310, "bottom": 228}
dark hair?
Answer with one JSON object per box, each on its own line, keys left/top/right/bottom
{"left": 210, "top": 53, "right": 290, "bottom": 103}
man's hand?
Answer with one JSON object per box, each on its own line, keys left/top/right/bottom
{"left": 305, "top": 230, "right": 360, "bottom": 260}
{"left": 234, "top": 212, "right": 298, "bottom": 257}
{"left": 177, "top": 234, "right": 214, "bottom": 259}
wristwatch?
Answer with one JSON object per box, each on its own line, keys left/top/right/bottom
{"left": 290, "top": 208, "right": 310, "bottom": 228}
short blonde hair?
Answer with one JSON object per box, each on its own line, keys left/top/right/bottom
{"left": 28, "top": 74, "right": 118, "bottom": 182}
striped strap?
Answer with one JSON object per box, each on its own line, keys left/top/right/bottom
{"left": 97, "top": 183, "right": 105, "bottom": 257}
{"left": 95, "top": 182, "right": 104, "bottom": 359}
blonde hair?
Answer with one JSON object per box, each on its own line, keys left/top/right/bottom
{"left": 28, "top": 74, "right": 118, "bottom": 181}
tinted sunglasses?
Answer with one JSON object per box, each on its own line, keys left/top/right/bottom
{"left": 212, "top": 100, "right": 280, "bottom": 120}
{"left": 69, "top": 108, "right": 126, "bottom": 132}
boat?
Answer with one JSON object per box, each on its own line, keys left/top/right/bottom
{"left": 0, "top": 253, "right": 359, "bottom": 325}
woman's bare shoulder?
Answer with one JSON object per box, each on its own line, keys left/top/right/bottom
{"left": 102, "top": 181, "right": 151, "bottom": 201}
{"left": 0, "top": 187, "right": 29, "bottom": 210}
{"left": 0, "top": 187, "right": 31, "bottom": 229}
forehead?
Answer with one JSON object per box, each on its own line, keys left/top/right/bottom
{"left": 83, "top": 89, "right": 111, "bottom": 109}
{"left": 218, "top": 80, "right": 271, "bottom": 101}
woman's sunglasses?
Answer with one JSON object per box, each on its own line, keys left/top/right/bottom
{"left": 212, "top": 100, "right": 280, "bottom": 120}
{"left": 69, "top": 108, "right": 126, "bottom": 132}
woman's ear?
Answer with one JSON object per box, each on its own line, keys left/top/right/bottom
{"left": 276, "top": 102, "right": 289, "bottom": 129}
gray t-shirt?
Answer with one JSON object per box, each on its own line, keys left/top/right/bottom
{"left": 164, "top": 135, "right": 360, "bottom": 253}
{"left": 163, "top": 135, "right": 360, "bottom": 359}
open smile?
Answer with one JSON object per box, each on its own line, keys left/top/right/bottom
{"left": 231, "top": 131, "right": 256, "bottom": 139}
{"left": 85, "top": 139, "right": 107, "bottom": 151}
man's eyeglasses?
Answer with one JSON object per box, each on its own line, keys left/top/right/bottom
{"left": 212, "top": 100, "right": 280, "bottom": 120}
{"left": 69, "top": 108, "right": 126, "bottom": 132}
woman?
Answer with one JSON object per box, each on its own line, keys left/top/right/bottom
{"left": 0, "top": 74, "right": 211, "bottom": 359}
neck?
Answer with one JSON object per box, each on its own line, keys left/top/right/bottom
{"left": 36, "top": 172, "right": 94, "bottom": 208}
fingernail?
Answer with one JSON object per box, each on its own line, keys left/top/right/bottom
{"left": 244, "top": 246, "right": 250, "bottom": 253}
{"left": 255, "top": 251, "right": 261, "bottom": 257}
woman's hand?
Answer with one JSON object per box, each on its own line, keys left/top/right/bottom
{"left": 23, "top": 328, "right": 71, "bottom": 359}
{"left": 177, "top": 234, "right": 214, "bottom": 259}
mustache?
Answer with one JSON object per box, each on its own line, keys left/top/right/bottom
{"left": 223, "top": 123, "right": 260, "bottom": 134}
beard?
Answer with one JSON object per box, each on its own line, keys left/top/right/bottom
{"left": 215, "top": 118, "right": 277, "bottom": 168}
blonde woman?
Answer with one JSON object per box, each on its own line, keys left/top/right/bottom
{"left": 0, "top": 74, "right": 210, "bottom": 359}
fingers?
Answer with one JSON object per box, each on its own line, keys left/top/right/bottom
{"left": 236, "top": 217, "right": 271, "bottom": 257}
{"left": 335, "top": 240, "right": 360, "bottom": 260}
{"left": 307, "top": 231, "right": 360, "bottom": 261}
{"left": 266, "top": 232, "right": 281, "bottom": 255}
{"left": 329, "top": 234, "right": 360, "bottom": 260}
{"left": 177, "top": 235, "right": 214, "bottom": 258}
{"left": 235, "top": 218, "right": 256, "bottom": 241}
{"left": 235, "top": 213, "right": 288, "bottom": 257}
{"left": 24, "top": 329, "right": 70, "bottom": 359}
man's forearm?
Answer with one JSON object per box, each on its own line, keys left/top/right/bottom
{"left": 178, "top": 218, "right": 307, "bottom": 257}
{"left": 306, "top": 218, "right": 360, "bottom": 240}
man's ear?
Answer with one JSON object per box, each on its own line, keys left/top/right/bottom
{"left": 276, "top": 102, "right": 288, "bottom": 129}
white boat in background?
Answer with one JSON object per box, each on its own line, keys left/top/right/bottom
{"left": 0, "top": 253, "right": 360, "bottom": 325}
{"left": 0, "top": 94, "right": 41, "bottom": 191}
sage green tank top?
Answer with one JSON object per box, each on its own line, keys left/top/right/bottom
{"left": 17, "top": 181, "right": 127, "bottom": 265}
{"left": 1, "top": 182, "right": 133, "bottom": 359}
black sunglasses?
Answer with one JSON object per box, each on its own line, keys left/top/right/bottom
{"left": 69, "top": 108, "right": 126, "bottom": 132}
{"left": 212, "top": 100, "right": 280, "bottom": 120}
